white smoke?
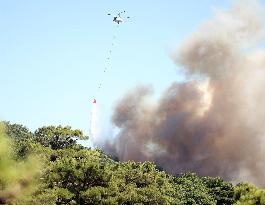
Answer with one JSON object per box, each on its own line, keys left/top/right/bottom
{"left": 90, "top": 102, "right": 99, "bottom": 144}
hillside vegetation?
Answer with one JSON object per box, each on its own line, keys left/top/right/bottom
{"left": 0, "top": 122, "right": 264, "bottom": 205}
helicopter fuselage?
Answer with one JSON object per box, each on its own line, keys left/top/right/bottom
{"left": 113, "top": 17, "right": 123, "bottom": 24}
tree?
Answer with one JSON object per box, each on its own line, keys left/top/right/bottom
{"left": 0, "top": 122, "right": 40, "bottom": 204}
{"left": 4, "top": 122, "right": 34, "bottom": 160}
{"left": 234, "top": 183, "right": 265, "bottom": 205}
{"left": 173, "top": 173, "right": 216, "bottom": 205}
{"left": 202, "top": 176, "right": 234, "bottom": 205}
{"left": 5, "top": 122, "right": 34, "bottom": 141}
{"left": 34, "top": 125, "right": 88, "bottom": 150}
{"left": 1, "top": 121, "right": 251, "bottom": 205}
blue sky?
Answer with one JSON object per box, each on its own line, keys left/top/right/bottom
{"left": 0, "top": 0, "right": 244, "bottom": 134}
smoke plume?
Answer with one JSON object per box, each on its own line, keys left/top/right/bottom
{"left": 103, "top": 0, "right": 265, "bottom": 185}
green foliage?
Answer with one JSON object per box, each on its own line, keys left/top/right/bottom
{"left": 33, "top": 147, "right": 176, "bottom": 204}
{"left": 34, "top": 125, "right": 88, "bottom": 150}
{"left": 5, "top": 122, "right": 33, "bottom": 141}
{"left": 0, "top": 122, "right": 40, "bottom": 204}
{"left": 39, "top": 148, "right": 234, "bottom": 204}
{"left": 234, "top": 183, "right": 265, "bottom": 205}
{"left": 3, "top": 121, "right": 258, "bottom": 205}
{"left": 202, "top": 176, "right": 234, "bottom": 205}
{"left": 173, "top": 173, "right": 216, "bottom": 205}
{"left": 5, "top": 122, "right": 34, "bottom": 160}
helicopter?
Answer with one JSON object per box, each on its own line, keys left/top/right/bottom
{"left": 108, "top": 11, "right": 130, "bottom": 24}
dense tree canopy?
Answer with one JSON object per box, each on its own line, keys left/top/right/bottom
{"left": 0, "top": 122, "right": 40, "bottom": 204}
{"left": 0, "top": 121, "right": 264, "bottom": 204}
{"left": 34, "top": 125, "right": 88, "bottom": 150}
{"left": 234, "top": 183, "right": 265, "bottom": 205}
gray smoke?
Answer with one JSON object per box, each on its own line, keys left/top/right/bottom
{"left": 102, "top": 0, "right": 265, "bottom": 185}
